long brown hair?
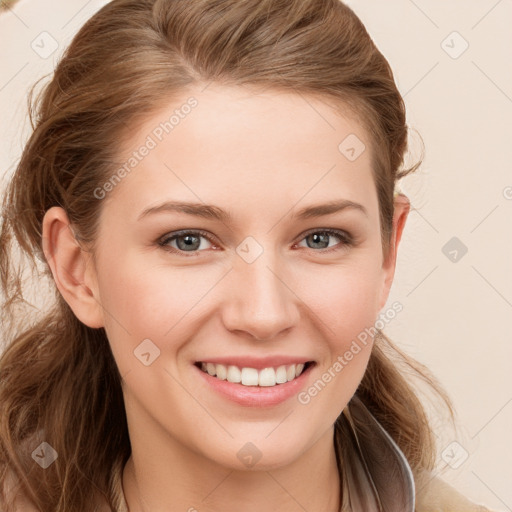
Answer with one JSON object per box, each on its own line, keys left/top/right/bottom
{"left": 0, "top": 0, "right": 452, "bottom": 510}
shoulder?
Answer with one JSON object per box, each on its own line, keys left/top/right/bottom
{"left": 415, "top": 472, "right": 497, "bottom": 512}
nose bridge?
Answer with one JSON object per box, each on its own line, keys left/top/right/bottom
{"left": 222, "top": 238, "right": 300, "bottom": 340}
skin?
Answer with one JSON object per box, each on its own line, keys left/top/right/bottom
{"left": 42, "top": 83, "right": 410, "bottom": 512}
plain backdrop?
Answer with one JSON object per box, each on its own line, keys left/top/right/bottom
{"left": 1, "top": 1, "right": 511, "bottom": 510}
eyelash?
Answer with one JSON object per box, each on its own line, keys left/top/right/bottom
{"left": 157, "top": 228, "right": 354, "bottom": 257}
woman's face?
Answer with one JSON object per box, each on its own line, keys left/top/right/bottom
{"left": 51, "top": 84, "right": 408, "bottom": 470}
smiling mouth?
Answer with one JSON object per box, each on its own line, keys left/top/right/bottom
{"left": 194, "top": 361, "right": 315, "bottom": 387}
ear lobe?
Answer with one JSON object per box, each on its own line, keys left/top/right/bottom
{"left": 42, "top": 206, "right": 104, "bottom": 328}
{"left": 378, "top": 194, "right": 410, "bottom": 309}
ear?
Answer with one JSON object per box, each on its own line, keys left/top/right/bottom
{"left": 41, "top": 206, "right": 104, "bottom": 328}
{"left": 378, "top": 193, "right": 410, "bottom": 310}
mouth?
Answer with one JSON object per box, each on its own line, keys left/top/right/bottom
{"left": 194, "top": 361, "right": 315, "bottom": 387}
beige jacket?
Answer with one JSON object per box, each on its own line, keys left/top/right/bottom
{"left": 415, "top": 473, "right": 495, "bottom": 511}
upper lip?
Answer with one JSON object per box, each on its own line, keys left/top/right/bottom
{"left": 195, "top": 356, "right": 315, "bottom": 370}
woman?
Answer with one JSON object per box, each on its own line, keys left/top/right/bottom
{"left": 0, "top": 0, "right": 497, "bottom": 510}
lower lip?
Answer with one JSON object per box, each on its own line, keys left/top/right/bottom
{"left": 194, "top": 363, "right": 315, "bottom": 407}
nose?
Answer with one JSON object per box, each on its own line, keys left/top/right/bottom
{"left": 221, "top": 251, "right": 301, "bottom": 341}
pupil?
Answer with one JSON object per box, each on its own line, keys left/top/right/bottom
{"left": 310, "top": 233, "right": 328, "bottom": 249}
{"left": 179, "top": 235, "right": 199, "bottom": 250}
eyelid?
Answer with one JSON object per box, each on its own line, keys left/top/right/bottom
{"left": 157, "top": 227, "right": 354, "bottom": 256}
{"left": 297, "top": 227, "right": 353, "bottom": 244}
{"left": 158, "top": 229, "right": 215, "bottom": 253}
{"left": 293, "top": 228, "right": 353, "bottom": 254}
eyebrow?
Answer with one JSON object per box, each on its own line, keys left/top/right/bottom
{"left": 137, "top": 198, "right": 368, "bottom": 222}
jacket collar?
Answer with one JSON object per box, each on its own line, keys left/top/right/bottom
{"left": 337, "top": 395, "right": 416, "bottom": 511}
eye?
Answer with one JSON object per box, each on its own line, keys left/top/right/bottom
{"left": 158, "top": 229, "right": 216, "bottom": 257}
{"left": 158, "top": 228, "right": 353, "bottom": 257}
{"left": 295, "top": 229, "right": 353, "bottom": 253}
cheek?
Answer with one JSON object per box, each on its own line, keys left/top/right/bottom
{"left": 298, "top": 257, "right": 383, "bottom": 343}
{"left": 97, "top": 247, "right": 197, "bottom": 329}
{"left": 297, "top": 258, "right": 381, "bottom": 396}
{"left": 296, "top": 264, "right": 380, "bottom": 419}
{"left": 94, "top": 252, "right": 182, "bottom": 368}
{"left": 94, "top": 250, "right": 229, "bottom": 379}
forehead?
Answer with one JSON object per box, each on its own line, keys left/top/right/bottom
{"left": 102, "top": 83, "right": 378, "bottom": 224}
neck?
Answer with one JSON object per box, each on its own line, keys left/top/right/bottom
{"left": 122, "top": 426, "right": 341, "bottom": 512}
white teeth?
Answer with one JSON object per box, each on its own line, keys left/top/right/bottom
{"left": 275, "top": 365, "right": 288, "bottom": 384}
{"left": 241, "top": 368, "right": 259, "bottom": 386}
{"left": 216, "top": 364, "right": 227, "bottom": 380}
{"left": 199, "top": 362, "right": 309, "bottom": 386}
{"left": 226, "top": 365, "right": 241, "bottom": 383}
{"left": 258, "top": 367, "right": 276, "bottom": 387}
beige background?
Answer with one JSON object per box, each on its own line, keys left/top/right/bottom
{"left": 1, "top": 0, "right": 511, "bottom": 509}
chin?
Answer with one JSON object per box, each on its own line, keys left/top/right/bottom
{"left": 205, "top": 434, "right": 313, "bottom": 472}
